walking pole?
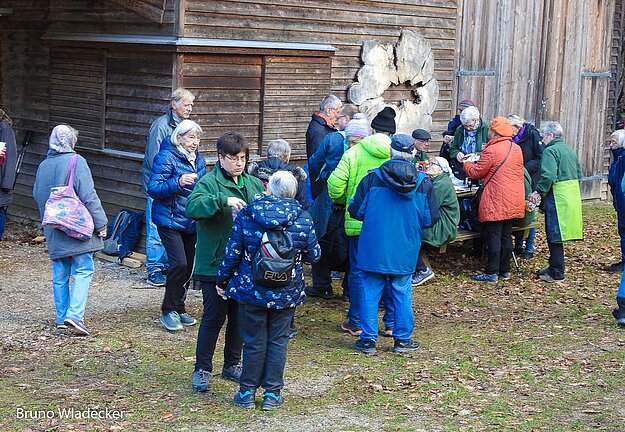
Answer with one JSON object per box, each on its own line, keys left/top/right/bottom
{"left": 13, "top": 130, "right": 32, "bottom": 189}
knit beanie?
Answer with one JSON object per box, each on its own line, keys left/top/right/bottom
{"left": 458, "top": 99, "right": 476, "bottom": 110}
{"left": 490, "top": 116, "right": 514, "bottom": 138}
{"left": 371, "top": 107, "right": 396, "bottom": 134}
{"left": 344, "top": 113, "right": 371, "bottom": 138}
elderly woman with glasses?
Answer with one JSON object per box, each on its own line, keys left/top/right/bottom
{"left": 186, "top": 131, "right": 265, "bottom": 393}
{"left": 148, "top": 119, "right": 207, "bottom": 332}
{"left": 608, "top": 129, "right": 625, "bottom": 274}
{"left": 449, "top": 106, "right": 490, "bottom": 180}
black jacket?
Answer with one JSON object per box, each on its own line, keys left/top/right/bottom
{"left": 516, "top": 123, "right": 544, "bottom": 188}
{"left": 0, "top": 121, "right": 17, "bottom": 208}
{"left": 247, "top": 157, "right": 309, "bottom": 210}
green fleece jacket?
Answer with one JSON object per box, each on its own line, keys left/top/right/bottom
{"left": 423, "top": 174, "right": 459, "bottom": 247}
{"left": 535, "top": 137, "right": 583, "bottom": 193}
{"left": 449, "top": 119, "right": 490, "bottom": 160}
{"left": 185, "top": 162, "right": 265, "bottom": 277}
{"left": 327, "top": 133, "right": 391, "bottom": 236}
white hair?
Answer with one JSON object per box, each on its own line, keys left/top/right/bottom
{"left": 611, "top": 129, "right": 625, "bottom": 148}
{"left": 268, "top": 170, "right": 298, "bottom": 199}
{"left": 540, "top": 121, "right": 564, "bottom": 138}
{"left": 170, "top": 88, "right": 195, "bottom": 103}
{"left": 319, "top": 94, "right": 342, "bottom": 113}
{"left": 172, "top": 119, "right": 202, "bottom": 145}
{"left": 460, "top": 106, "right": 480, "bottom": 125}
{"left": 507, "top": 114, "right": 526, "bottom": 128}
{"left": 49, "top": 124, "right": 78, "bottom": 152}
{"left": 266, "top": 139, "right": 291, "bottom": 161}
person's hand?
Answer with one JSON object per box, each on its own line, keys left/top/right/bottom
{"left": 216, "top": 286, "right": 226, "bottom": 299}
{"left": 227, "top": 197, "right": 246, "bottom": 212}
{"left": 179, "top": 173, "right": 197, "bottom": 187}
{"left": 98, "top": 228, "right": 107, "bottom": 238}
{"left": 443, "top": 135, "right": 453, "bottom": 145}
{"left": 456, "top": 152, "right": 465, "bottom": 162}
{"left": 528, "top": 191, "right": 541, "bottom": 204}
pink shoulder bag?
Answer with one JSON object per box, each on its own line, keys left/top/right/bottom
{"left": 42, "top": 154, "right": 94, "bottom": 241}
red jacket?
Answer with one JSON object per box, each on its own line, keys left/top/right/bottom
{"left": 463, "top": 137, "right": 525, "bottom": 222}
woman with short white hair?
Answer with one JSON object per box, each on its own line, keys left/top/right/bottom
{"left": 217, "top": 170, "right": 321, "bottom": 410}
{"left": 148, "top": 119, "right": 207, "bottom": 332}
{"left": 449, "top": 106, "right": 490, "bottom": 180}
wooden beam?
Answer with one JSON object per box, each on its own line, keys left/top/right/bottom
{"left": 107, "top": 0, "right": 166, "bottom": 24}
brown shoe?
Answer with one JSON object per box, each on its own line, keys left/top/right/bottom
{"left": 341, "top": 319, "right": 362, "bottom": 336}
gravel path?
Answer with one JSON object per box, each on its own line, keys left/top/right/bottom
{"left": 0, "top": 222, "right": 200, "bottom": 334}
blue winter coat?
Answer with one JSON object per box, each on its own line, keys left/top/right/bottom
{"left": 608, "top": 147, "right": 625, "bottom": 228}
{"left": 348, "top": 160, "right": 439, "bottom": 275}
{"left": 147, "top": 136, "right": 206, "bottom": 233}
{"left": 216, "top": 195, "right": 321, "bottom": 309}
{"left": 308, "top": 131, "right": 348, "bottom": 184}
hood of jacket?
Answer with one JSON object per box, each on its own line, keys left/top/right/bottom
{"left": 247, "top": 195, "right": 303, "bottom": 230}
{"left": 376, "top": 160, "right": 418, "bottom": 195}
{"left": 359, "top": 133, "right": 391, "bottom": 160}
{"left": 247, "top": 157, "right": 307, "bottom": 182}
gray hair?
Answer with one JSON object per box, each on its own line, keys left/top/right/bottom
{"left": 268, "top": 170, "right": 298, "bottom": 199}
{"left": 49, "top": 124, "right": 78, "bottom": 152}
{"left": 266, "top": 139, "right": 291, "bottom": 161}
{"left": 611, "top": 129, "right": 625, "bottom": 148}
{"left": 171, "top": 88, "right": 195, "bottom": 103}
{"left": 319, "top": 94, "right": 342, "bottom": 113}
{"left": 540, "top": 121, "right": 564, "bottom": 138}
{"left": 172, "top": 119, "right": 203, "bottom": 145}
{"left": 390, "top": 147, "right": 414, "bottom": 161}
{"left": 507, "top": 114, "right": 526, "bottom": 128}
{"left": 460, "top": 106, "right": 480, "bottom": 125}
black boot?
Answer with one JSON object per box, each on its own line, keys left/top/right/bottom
{"left": 612, "top": 297, "right": 625, "bottom": 326}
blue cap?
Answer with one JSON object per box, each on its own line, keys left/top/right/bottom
{"left": 390, "top": 134, "right": 414, "bottom": 153}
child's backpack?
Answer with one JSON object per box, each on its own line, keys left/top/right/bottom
{"left": 103, "top": 208, "right": 144, "bottom": 259}
{"left": 252, "top": 229, "right": 296, "bottom": 288}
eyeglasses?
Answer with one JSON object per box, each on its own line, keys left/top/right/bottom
{"left": 221, "top": 154, "right": 247, "bottom": 164}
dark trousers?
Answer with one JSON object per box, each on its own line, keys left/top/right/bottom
{"left": 619, "top": 223, "right": 625, "bottom": 262}
{"left": 548, "top": 242, "right": 565, "bottom": 279}
{"left": 0, "top": 207, "right": 5, "bottom": 241}
{"left": 157, "top": 226, "right": 196, "bottom": 314}
{"left": 483, "top": 220, "right": 513, "bottom": 275}
{"left": 238, "top": 303, "right": 295, "bottom": 395}
{"left": 311, "top": 259, "right": 333, "bottom": 293}
{"left": 194, "top": 277, "right": 241, "bottom": 373}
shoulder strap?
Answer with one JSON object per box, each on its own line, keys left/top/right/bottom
{"left": 483, "top": 143, "right": 513, "bottom": 189}
{"left": 65, "top": 154, "right": 79, "bottom": 187}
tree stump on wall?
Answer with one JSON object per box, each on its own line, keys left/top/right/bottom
{"left": 347, "top": 29, "right": 439, "bottom": 134}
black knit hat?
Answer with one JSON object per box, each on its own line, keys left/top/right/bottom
{"left": 371, "top": 107, "right": 396, "bottom": 134}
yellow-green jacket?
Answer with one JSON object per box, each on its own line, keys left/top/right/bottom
{"left": 327, "top": 133, "right": 390, "bottom": 236}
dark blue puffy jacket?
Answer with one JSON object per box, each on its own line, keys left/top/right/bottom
{"left": 216, "top": 195, "right": 321, "bottom": 309}
{"left": 147, "top": 136, "right": 207, "bottom": 233}
{"left": 609, "top": 147, "right": 625, "bottom": 227}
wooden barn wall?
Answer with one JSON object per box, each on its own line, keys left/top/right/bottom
{"left": 609, "top": 0, "right": 625, "bottom": 201}
{"left": 183, "top": 0, "right": 458, "bottom": 157}
{"left": 540, "top": 0, "right": 614, "bottom": 200}
{"left": 48, "top": 0, "right": 175, "bottom": 36}
{"left": 457, "top": 0, "right": 544, "bottom": 122}
{"left": 181, "top": 54, "right": 263, "bottom": 157}
{"left": 0, "top": 1, "right": 51, "bottom": 221}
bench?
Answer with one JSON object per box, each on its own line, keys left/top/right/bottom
{"left": 421, "top": 221, "right": 541, "bottom": 270}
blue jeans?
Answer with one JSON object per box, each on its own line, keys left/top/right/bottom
{"left": 347, "top": 236, "right": 363, "bottom": 329}
{"left": 360, "top": 272, "right": 414, "bottom": 343}
{"left": 618, "top": 271, "right": 625, "bottom": 299}
{"left": 238, "top": 303, "right": 295, "bottom": 395}
{"left": 145, "top": 197, "right": 168, "bottom": 275}
{"left": 51, "top": 252, "right": 95, "bottom": 325}
{"left": 0, "top": 207, "right": 5, "bottom": 241}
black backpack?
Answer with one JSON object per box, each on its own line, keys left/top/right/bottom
{"left": 252, "top": 229, "right": 296, "bottom": 288}
{"left": 103, "top": 208, "right": 144, "bottom": 259}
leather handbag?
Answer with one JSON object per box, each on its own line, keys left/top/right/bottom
{"left": 42, "top": 154, "right": 94, "bottom": 241}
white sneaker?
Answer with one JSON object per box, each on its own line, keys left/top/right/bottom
{"left": 412, "top": 268, "right": 435, "bottom": 286}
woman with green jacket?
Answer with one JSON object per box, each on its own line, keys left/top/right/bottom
{"left": 186, "top": 132, "right": 265, "bottom": 393}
